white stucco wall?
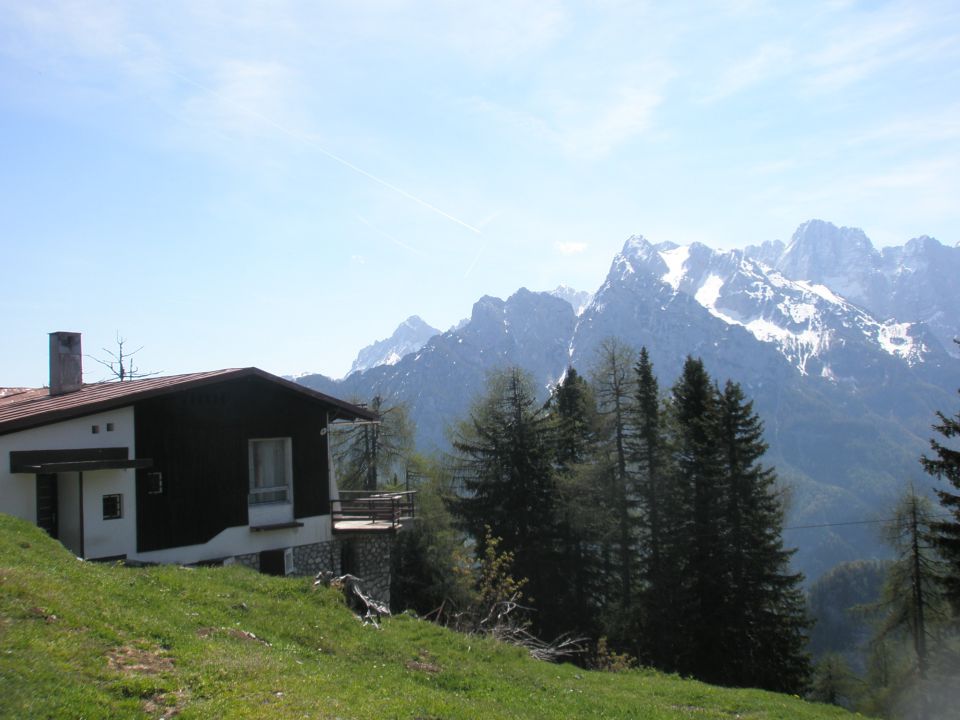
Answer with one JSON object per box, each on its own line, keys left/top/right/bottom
{"left": 81, "top": 468, "right": 137, "bottom": 559}
{"left": 0, "top": 407, "right": 136, "bottom": 559}
{"left": 131, "top": 513, "right": 333, "bottom": 565}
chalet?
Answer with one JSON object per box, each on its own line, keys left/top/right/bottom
{"left": 0, "top": 332, "right": 412, "bottom": 600}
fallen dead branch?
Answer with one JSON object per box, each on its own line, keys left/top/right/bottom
{"left": 314, "top": 572, "right": 390, "bottom": 628}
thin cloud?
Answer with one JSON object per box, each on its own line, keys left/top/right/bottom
{"left": 433, "top": 0, "right": 569, "bottom": 67}
{"left": 556, "top": 241, "right": 588, "bottom": 255}
{"left": 702, "top": 43, "right": 794, "bottom": 103}
{"left": 470, "top": 79, "right": 667, "bottom": 159}
{"left": 802, "top": 5, "right": 936, "bottom": 93}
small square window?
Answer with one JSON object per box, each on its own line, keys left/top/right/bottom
{"left": 91, "top": 425, "right": 99, "bottom": 434}
{"left": 146, "top": 472, "right": 164, "bottom": 495}
{"left": 106, "top": 423, "right": 115, "bottom": 432}
{"left": 102, "top": 494, "right": 122, "bottom": 520}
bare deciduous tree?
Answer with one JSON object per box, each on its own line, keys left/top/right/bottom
{"left": 89, "top": 333, "right": 160, "bottom": 381}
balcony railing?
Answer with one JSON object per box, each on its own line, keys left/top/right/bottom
{"left": 332, "top": 490, "right": 416, "bottom": 531}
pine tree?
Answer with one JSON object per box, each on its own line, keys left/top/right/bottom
{"left": 450, "top": 368, "right": 563, "bottom": 636}
{"left": 921, "top": 383, "right": 960, "bottom": 614}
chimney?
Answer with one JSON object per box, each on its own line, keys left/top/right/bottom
{"left": 49, "top": 332, "right": 83, "bottom": 395}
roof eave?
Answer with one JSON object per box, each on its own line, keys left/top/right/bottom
{"left": 0, "top": 368, "right": 376, "bottom": 436}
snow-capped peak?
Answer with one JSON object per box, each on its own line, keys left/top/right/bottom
{"left": 347, "top": 315, "right": 441, "bottom": 376}
{"left": 637, "top": 241, "right": 931, "bottom": 374}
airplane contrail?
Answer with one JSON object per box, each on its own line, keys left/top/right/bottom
{"left": 354, "top": 214, "right": 428, "bottom": 257}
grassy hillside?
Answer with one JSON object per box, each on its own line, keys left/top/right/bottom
{"left": 0, "top": 515, "right": 853, "bottom": 719}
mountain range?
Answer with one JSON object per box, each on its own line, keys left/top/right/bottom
{"left": 299, "top": 220, "right": 959, "bottom": 580}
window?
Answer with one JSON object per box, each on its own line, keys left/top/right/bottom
{"left": 102, "top": 494, "right": 122, "bottom": 520}
{"left": 248, "top": 438, "right": 292, "bottom": 505}
{"left": 146, "top": 472, "right": 164, "bottom": 495}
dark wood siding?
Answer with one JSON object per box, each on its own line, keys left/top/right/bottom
{"left": 36, "top": 474, "right": 58, "bottom": 539}
{"left": 134, "top": 376, "right": 330, "bottom": 553}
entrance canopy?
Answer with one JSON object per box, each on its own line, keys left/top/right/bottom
{"left": 9, "top": 447, "right": 152, "bottom": 474}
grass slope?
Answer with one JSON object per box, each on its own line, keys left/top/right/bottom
{"left": 0, "top": 515, "right": 853, "bottom": 719}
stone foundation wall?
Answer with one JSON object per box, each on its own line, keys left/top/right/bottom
{"left": 340, "top": 534, "right": 395, "bottom": 606}
{"left": 292, "top": 540, "right": 341, "bottom": 577}
{"left": 226, "top": 535, "right": 395, "bottom": 606}
{"left": 232, "top": 552, "right": 259, "bottom": 571}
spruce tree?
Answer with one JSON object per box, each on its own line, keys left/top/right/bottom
{"left": 664, "top": 361, "right": 810, "bottom": 692}
{"left": 450, "top": 367, "right": 563, "bottom": 636}
{"left": 666, "top": 356, "right": 726, "bottom": 682}
{"left": 548, "top": 367, "right": 605, "bottom": 636}
{"left": 551, "top": 367, "right": 598, "bottom": 470}
{"left": 921, "top": 384, "right": 960, "bottom": 613}
{"left": 628, "top": 347, "right": 676, "bottom": 666}
{"left": 716, "top": 380, "right": 810, "bottom": 693}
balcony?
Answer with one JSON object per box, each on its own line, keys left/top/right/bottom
{"left": 332, "top": 490, "right": 416, "bottom": 533}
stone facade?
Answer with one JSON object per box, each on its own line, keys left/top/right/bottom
{"left": 291, "top": 540, "right": 341, "bottom": 577}
{"left": 340, "top": 534, "right": 394, "bottom": 606}
{"left": 226, "top": 535, "right": 395, "bottom": 606}
{"left": 232, "top": 552, "right": 259, "bottom": 571}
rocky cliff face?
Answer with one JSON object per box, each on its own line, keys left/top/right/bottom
{"left": 745, "top": 219, "right": 960, "bottom": 357}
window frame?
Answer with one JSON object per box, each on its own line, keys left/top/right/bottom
{"left": 145, "top": 471, "right": 164, "bottom": 495}
{"left": 247, "top": 437, "right": 293, "bottom": 506}
{"left": 102, "top": 493, "right": 123, "bottom": 520}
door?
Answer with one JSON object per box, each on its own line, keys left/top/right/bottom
{"left": 36, "top": 474, "right": 59, "bottom": 539}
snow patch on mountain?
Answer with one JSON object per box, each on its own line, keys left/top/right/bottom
{"left": 793, "top": 280, "right": 845, "bottom": 306}
{"left": 660, "top": 246, "right": 690, "bottom": 289}
{"left": 647, "top": 242, "right": 929, "bottom": 375}
{"left": 694, "top": 273, "right": 723, "bottom": 307}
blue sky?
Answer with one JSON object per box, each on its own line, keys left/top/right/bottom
{"left": 2, "top": 0, "right": 959, "bottom": 387}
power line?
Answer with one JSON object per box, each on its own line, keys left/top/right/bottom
{"left": 784, "top": 512, "right": 953, "bottom": 532}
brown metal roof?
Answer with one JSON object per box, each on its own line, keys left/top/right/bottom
{"left": 0, "top": 368, "right": 376, "bottom": 436}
